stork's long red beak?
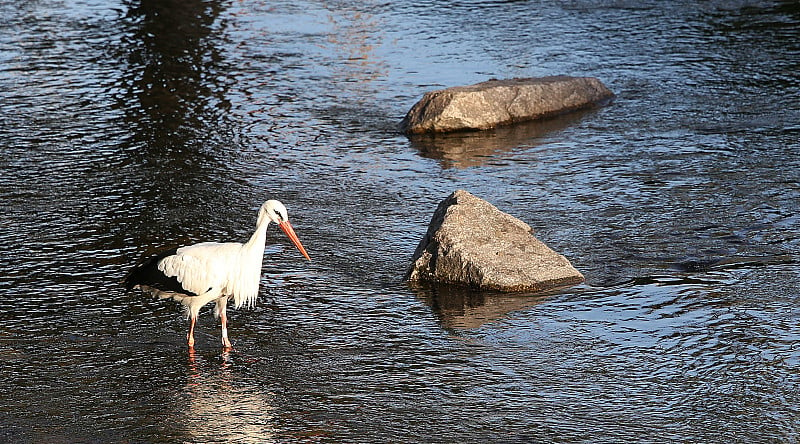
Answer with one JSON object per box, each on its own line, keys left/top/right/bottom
{"left": 278, "top": 221, "right": 311, "bottom": 261}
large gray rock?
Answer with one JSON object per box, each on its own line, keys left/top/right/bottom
{"left": 401, "top": 76, "right": 613, "bottom": 134}
{"left": 406, "top": 190, "right": 584, "bottom": 292}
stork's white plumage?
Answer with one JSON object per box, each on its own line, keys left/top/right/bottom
{"left": 123, "top": 200, "right": 310, "bottom": 349}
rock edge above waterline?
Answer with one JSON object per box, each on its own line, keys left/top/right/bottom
{"left": 406, "top": 190, "right": 585, "bottom": 292}
{"left": 401, "top": 76, "right": 614, "bottom": 134}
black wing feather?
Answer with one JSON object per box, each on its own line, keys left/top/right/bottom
{"left": 122, "top": 247, "right": 199, "bottom": 296}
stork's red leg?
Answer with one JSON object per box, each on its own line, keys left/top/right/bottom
{"left": 187, "top": 316, "right": 197, "bottom": 349}
{"left": 220, "top": 312, "right": 232, "bottom": 349}
{"left": 217, "top": 297, "right": 232, "bottom": 349}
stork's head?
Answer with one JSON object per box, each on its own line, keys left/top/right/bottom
{"left": 260, "top": 200, "right": 311, "bottom": 261}
{"left": 263, "top": 199, "right": 289, "bottom": 224}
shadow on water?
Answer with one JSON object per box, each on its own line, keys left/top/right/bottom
{"left": 669, "top": 253, "right": 797, "bottom": 273}
{"left": 406, "top": 108, "right": 596, "bottom": 168}
{"left": 116, "top": 0, "right": 233, "bottom": 153}
{"left": 112, "top": 0, "right": 255, "bottom": 251}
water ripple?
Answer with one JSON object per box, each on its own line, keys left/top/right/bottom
{"left": 1, "top": 0, "right": 799, "bottom": 442}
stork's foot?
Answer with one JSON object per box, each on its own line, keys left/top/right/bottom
{"left": 222, "top": 337, "right": 232, "bottom": 350}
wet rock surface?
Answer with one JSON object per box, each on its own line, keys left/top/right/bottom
{"left": 406, "top": 190, "right": 585, "bottom": 292}
{"left": 401, "top": 76, "right": 614, "bottom": 134}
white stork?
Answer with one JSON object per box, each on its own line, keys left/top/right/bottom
{"left": 123, "top": 200, "right": 310, "bottom": 349}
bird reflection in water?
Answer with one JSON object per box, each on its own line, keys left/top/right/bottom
{"left": 181, "top": 349, "right": 276, "bottom": 442}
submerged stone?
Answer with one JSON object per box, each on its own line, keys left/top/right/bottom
{"left": 406, "top": 190, "right": 584, "bottom": 292}
{"left": 401, "top": 76, "right": 613, "bottom": 134}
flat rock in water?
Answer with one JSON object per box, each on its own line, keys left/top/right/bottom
{"left": 401, "top": 76, "right": 613, "bottom": 134}
{"left": 406, "top": 190, "right": 584, "bottom": 292}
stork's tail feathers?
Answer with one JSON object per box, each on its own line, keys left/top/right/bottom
{"left": 122, "top": 248, "right": 190, "bottom": 294}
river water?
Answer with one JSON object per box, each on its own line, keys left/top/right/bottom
{"left": 1, "top": 0, "right": 799, "bottom": 442}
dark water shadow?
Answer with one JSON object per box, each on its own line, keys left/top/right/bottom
{"left": 668, "top": 253, "right": 797, "bottom": 273}
{"left": 115, "top": 0, "right": 234, "bottom": 154}
{"left": 407, "top": 108, "right": 596, "bottom": 169}
{"left": 110, "top": 0, "right": 256, "bottom": 255}
{"left": 581, "top": 253, "right": 798, "bottom": 291}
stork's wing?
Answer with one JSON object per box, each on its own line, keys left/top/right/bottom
{"left": 157, "top": 243, "right": 228, "bottom": 297}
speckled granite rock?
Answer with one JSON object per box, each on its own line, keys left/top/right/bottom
{"left": 401, "top": 76, "right": 613, "bottom": 134}
{"left": 406, "top": 190, "right": 584, "bottom": 292}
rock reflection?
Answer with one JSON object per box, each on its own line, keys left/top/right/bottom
{"left": 413, "top": 283, "right": 550, "bottom": 329}
{"left": 180, "top": 350, "right": 276, "bottom": 443}
{"left": 407, "top": 109, "right": 594, "bottom": 168}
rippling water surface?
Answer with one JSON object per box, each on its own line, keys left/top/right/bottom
{"left": 1, "top": 0, "right": 799, "bottom": 442}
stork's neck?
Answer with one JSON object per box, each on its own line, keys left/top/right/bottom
{"left": 244, "top": 214, "right": 271, "bottom": 253}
